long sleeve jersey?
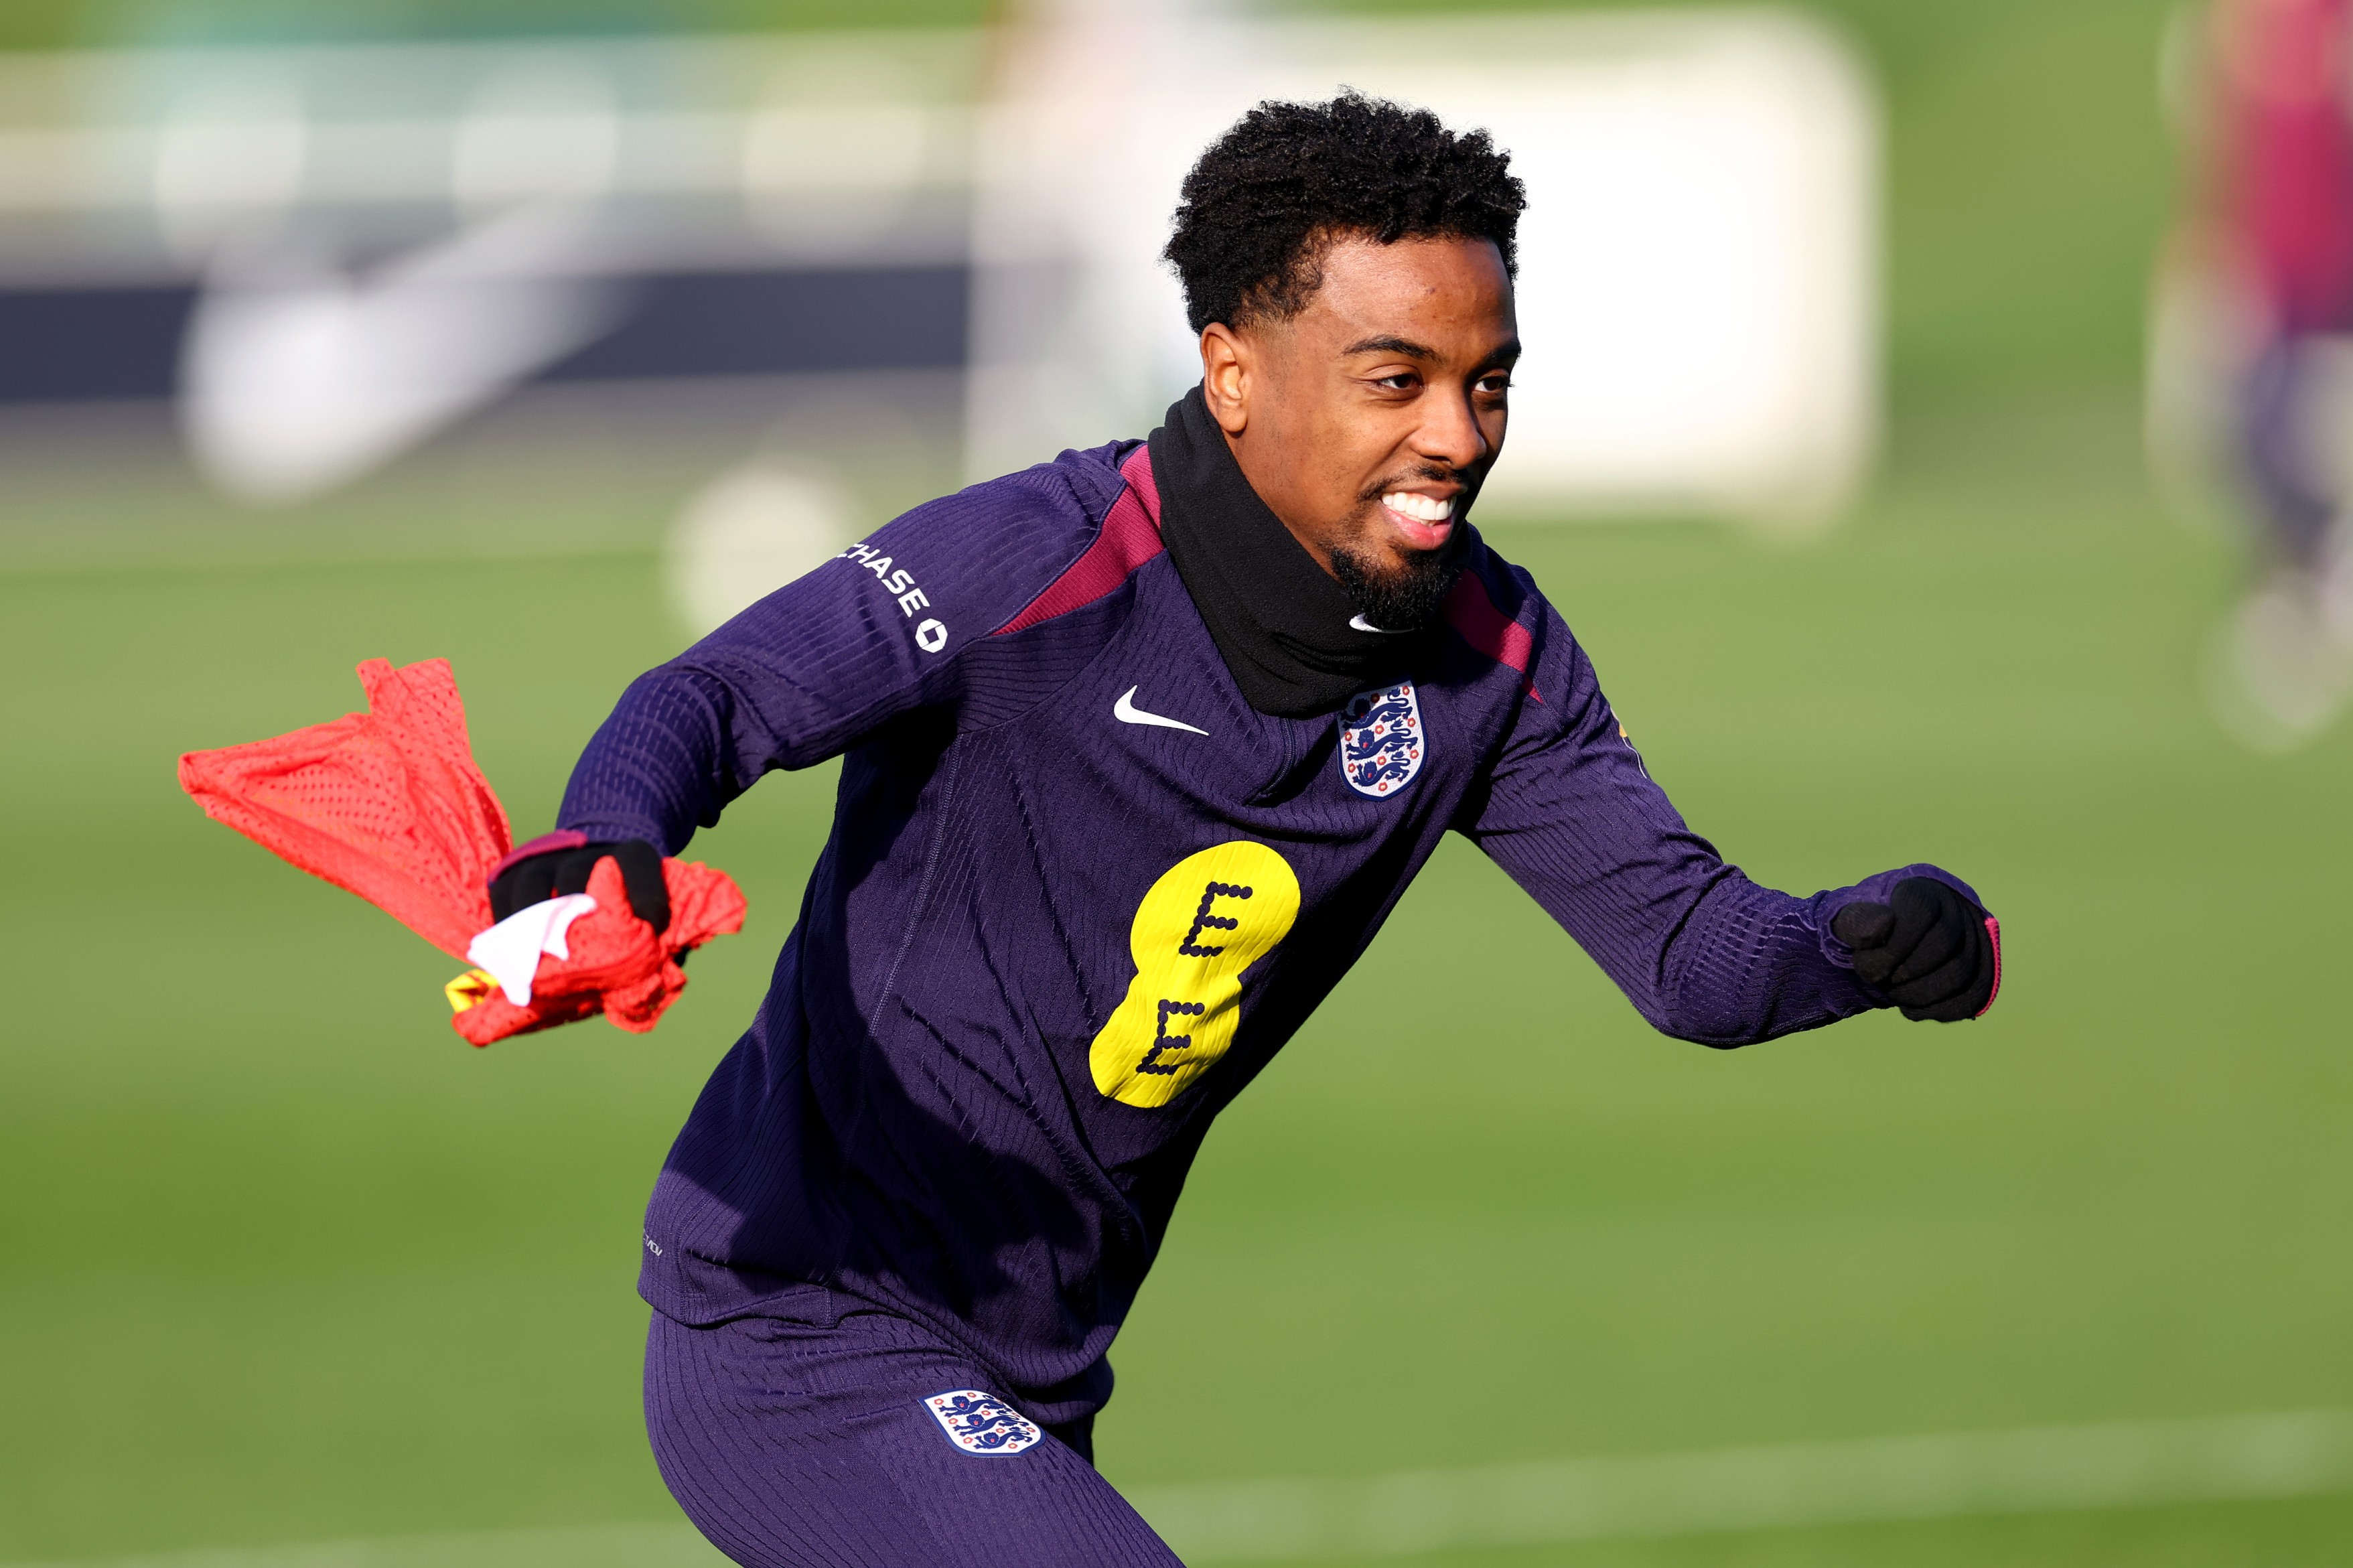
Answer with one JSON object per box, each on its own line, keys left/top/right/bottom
{"left": 559, "top": 429, "right": 1967, "bottom": 1425}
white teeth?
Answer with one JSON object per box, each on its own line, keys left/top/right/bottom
{"left": 1382, "top": 492, "right": 1453, "bottom": 523}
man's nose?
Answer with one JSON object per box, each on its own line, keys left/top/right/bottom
{"left": 1415, "top": 386, "right": 1492, "bottom": 471}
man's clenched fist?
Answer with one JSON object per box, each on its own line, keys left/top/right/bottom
{"left": 1831, "top": 876, "right": 1999, "bottom": 1022}
{"left": 490, "top": 836, "right": 672, "bottom": 934}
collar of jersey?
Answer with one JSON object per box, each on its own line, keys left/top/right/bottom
{"left": 1148, "top": 386, "right": 1434, "bottom": 719}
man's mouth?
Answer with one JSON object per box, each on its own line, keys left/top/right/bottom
{"left": 1378, "top": 490, "right": 1456, "bottom": 551}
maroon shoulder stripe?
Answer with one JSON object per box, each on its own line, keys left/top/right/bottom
{"left": 1443, "top": 569, "right": 1540, "bottom": 701}
{"left": 993, "top": 445, "right": 1164, "bottom": 636}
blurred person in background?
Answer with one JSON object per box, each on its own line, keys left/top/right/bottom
{"left": 2161, "top": 0, "right": 2353, "bottom": 743}
{"left": 490, "top": 95, "right": 2001, "bottom": 1566}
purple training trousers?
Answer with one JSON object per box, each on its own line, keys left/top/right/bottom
{"left": 646, "top": 1306, "right": 1182, "bottom": 1567}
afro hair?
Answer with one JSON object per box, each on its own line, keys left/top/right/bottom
{"left": 1162, "top": 90, "right": 1526, "bottom": 334}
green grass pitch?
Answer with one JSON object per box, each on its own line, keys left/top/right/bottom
{"left": 4, "top": 0, "right": 2353, "bottom": 1563}
{"left": 6, "top": 392, "right": 2352, "bottom": 1564}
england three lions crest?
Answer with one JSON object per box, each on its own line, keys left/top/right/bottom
{"left": 923, "top": 1390, "right": 1044, "bottom": 1455}
{"left": 1339, "top": 681, "right": 1425, "bottom": 798}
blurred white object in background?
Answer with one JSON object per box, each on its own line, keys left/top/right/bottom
{"left": 180, "top": 200, "right": 624, "bottom": 503}
{"left": 970, "top": 4, "right": 1879, "bottom": 534}
{"left": 667, "top": 460, "right": 855, "bottom": 636}
{"left": 739, "top": 46, "right": 967, "bottom": 253}
{"left": 2205, "top": 562, "right": 2353, "bottom": 753}
{"left": 0, "top": 15, "right": 1876, "bottom": 534}
{"left": 967, "top": 0, "right": 1221, "bottom": 504}
{"left": 0, "top": 31, "right": 980, "bottom": 507}
{"left": 177, "top": 58, "right": 629, "bottom": 503}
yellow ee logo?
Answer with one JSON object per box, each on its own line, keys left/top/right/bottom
{"left": 1089, "top": 841, "right": 1301, "bottom": 1108}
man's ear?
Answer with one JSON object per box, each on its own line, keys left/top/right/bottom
{"left": 1199, "top": 324, "right": 1253, "bottom": 436}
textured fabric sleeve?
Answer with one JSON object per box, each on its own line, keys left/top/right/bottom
{"left": 556, "top": 451, "right": 1127, "bottom": 855}
{"left": 1458, "top": 587, "right": 1985, "bottom": 1047}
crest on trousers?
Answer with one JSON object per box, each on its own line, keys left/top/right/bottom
{"left": 1339, "top": 681, "right": 1425, "bottom": 797}
{"left": 924, "top": 1390, "right": 1044, "bottom": 1455}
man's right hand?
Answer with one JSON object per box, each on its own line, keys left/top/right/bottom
{"left": 489, "top": 835, "right": 671, "bottom": 934}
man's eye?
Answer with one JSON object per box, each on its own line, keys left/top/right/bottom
{"left": 1478, "top": 373, "right": 1512, "bottom": 394}
{"left": 1376, "top": 373, "right": 1418, "bottom": 390}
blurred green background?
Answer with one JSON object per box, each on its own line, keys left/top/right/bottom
{"left": 6, "top": 1, "right": 2350, "bottom": 1565}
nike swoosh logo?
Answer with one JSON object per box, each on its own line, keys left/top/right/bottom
{"left": 181, "top": 198, "right": 624, "bottom": 502}
{"left": 1113, "top": 686, "right": 1207, "bottom": 735}
{"left": 1349, "top": 614, "right": 1409, "bottom": 634}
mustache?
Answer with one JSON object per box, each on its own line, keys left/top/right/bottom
{"left": 1356, "top": 464, "right": 1472, "bottom": 505}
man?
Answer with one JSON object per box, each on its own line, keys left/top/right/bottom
{"left": 495, "top": 94, "right": 1999, "bottom": 1566}
{"left": 2182, "top": 0, "right": 2353, "bottom": 742}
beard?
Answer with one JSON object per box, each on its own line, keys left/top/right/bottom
{"left": 1330, "top": 536, "right": 1464, "bottom": 632}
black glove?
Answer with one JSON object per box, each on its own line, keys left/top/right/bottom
{"left": 488, "top": 837, "right": 670, "bottom": 934}
{"left": 1831, "top": 876, "right": 1998, "bottom": 1023}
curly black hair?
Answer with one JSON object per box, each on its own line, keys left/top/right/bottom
{"left": 1162, "top": 90, "right": 1525, "bottom": 334}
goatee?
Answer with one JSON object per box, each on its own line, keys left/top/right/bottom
{"left": 1330, "top": 539, "right": 1464, "bottom": 632}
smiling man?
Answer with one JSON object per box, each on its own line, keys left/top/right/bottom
{"left": 500, "top": 94, "right": 1999, "bottom": 1566}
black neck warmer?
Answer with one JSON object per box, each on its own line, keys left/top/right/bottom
{"left": 1149, "top": 386, "right": 1446, "bottom": 719}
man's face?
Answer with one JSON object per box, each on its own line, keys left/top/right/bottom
{"left": 1199, "top": 232, "right": 1518, "bottom": 622}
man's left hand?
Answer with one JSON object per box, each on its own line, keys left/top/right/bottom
{"left": 1831, "top": 876, "right": 1999, "bottom": 1022}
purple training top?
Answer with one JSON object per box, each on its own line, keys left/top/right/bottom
{"left": 555, "top": 433, "right": 1969, "bottom": 1427}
